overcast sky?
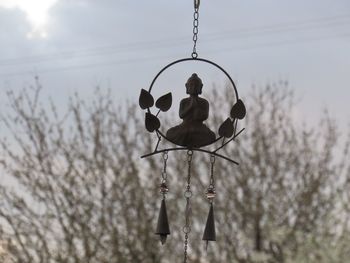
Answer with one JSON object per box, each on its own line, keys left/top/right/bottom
{"left": 0, "top": 0, "right": 349, "bottom": 130}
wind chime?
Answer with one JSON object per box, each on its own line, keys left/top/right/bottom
{"left": 139, "top": 0, "right": 246, "bottom": 261}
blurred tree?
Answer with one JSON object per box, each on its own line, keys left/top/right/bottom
{"left": 206, "top": 84, "right": 350, "bottom": 262}
{"left": 0, "top": 81, "right": 349, "bottom": 263}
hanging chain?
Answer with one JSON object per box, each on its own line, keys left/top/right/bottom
{"left": 183, "top": 150, "right": 193, "bottom": 263}
{"left": 206, "top": 155, "right": 216, "bottom": 203}
{"left": 160, "top": 151, "right": 169, "bottom": 198}
{"left": 209, "top": 155, "right": 215, "bottom": 187}
{"left": 192, "top": 0, "right": 200, "bottom": 58}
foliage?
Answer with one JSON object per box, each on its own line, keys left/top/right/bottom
{"left": 0, "top": 82, "right": 349, "bottom": 262}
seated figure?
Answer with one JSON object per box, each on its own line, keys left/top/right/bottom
{"left": 166, "top": 73, "right": 216, "bottom": 148}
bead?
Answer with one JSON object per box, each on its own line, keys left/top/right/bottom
{"left": 160, "top": 182, "right": 169, "bottom": 193}
{"left": 206, "top": 187, "right": 216, "bottom": 200}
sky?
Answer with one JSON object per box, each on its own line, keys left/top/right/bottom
{"left": 0, "top": 0, "right": 349, "bottom": 131}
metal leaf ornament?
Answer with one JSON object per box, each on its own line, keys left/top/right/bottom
{"left": 230, "top": 99, "right": 246, "bottom": 120}
{"left": 156, "top": 92, "right": 172, "bottom": 112}
{"left": 218, "top": 118, "right": 234, "bottom": 138}
{"left": 145, "top": 112, "right": 160, "bottom": 132}
{"left": 139, "top": 89, "right": 154, "bottom": 109}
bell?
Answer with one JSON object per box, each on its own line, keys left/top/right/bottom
{"left": 155, "top": 199, "right": 170, "bottom": 245}
{"left": 202, "top": 203, "right": 216, "bottom": 249}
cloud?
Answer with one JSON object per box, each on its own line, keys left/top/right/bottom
{"left": 0, "top": 0, "right": 59, "bottom": 38}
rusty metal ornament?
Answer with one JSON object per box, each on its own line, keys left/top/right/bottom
{"left": 166, "top": 73, "right": 216, "bottom": 148}
{"left": 155, "top": 199, "right": 170, "bottom": 245}
{"left": 155, "top": 152, "right": 170, "bottom": 245}
{"left": 139, "top": 0, "right": 246, "bottom": 262}
{"left": 203, "top": 155, "right": 217, "bottom": 250}
{"left": 218, "top": 118, "right": 234, "bottom": 138}
{"left": 203, "top": 203, "right": 216, "bottom": 244}
{"left": 231, "top": 99, "right": 246, "bottom": 120}
{"left": 156, "top": 92, "right": 172, "bottom": 112}
{"left": 139, "top": 57, "right": 246, "bottom": 164}
{"left": 139, "top": 89, "right": 154, "bottom": 109}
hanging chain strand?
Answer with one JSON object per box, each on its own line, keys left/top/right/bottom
{"left": 160, "top": 151, "right": 169, "bottom": 198}
{"left": 183, "top": 150, "right": 193, "bottom": 263}
{"left": 206, "top": 155, "right": 216, "bottom": 203}
{"left": 210, "top": 155, "right": 215, "bottom": 190}
{"left": 192, "top": 0, "right": 200, "bottom": 58}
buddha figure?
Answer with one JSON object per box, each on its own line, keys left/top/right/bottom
{"left": 166, "top": 73, "right": 216, "bottom": 148}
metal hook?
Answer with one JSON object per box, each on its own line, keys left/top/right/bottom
{"left": 194, "top": 0, "right": 200, "bottom": 9}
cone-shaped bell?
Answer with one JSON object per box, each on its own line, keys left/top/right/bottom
{"left": 155, "top": 199, "right": 170, "bottom": 245}
{"left": 202, "top": 203, "right": 216, "bottom": 243}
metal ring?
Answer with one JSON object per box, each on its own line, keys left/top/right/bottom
{"left": 183, "top": 226, "right": 191, "bottom": 233}
{"left": 147, "top": 57, "right": 240, "bottom": 149}
{"left": 184, "top": 191, "right": 193, "bottom": 198}
{"left": 148, "top": 57, "right": 239, "bottom": 101}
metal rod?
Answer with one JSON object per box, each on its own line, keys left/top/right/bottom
{"left": 141, "top": 147, "right": 239, "bottom": 165}
{"left": 154, "top": 131, "right": 162, "bottom": 152}
{"left": 213, "top": 128, "right": 245, "bottom": 153}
